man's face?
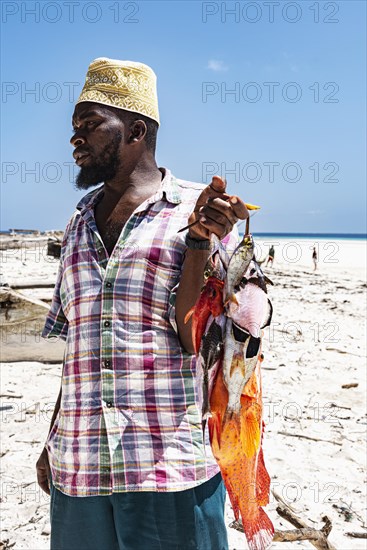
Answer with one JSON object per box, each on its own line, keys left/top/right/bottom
{"left": 71, "top": 102, "right": 127, "bottom": 190}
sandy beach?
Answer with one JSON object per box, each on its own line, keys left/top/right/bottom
{"left": 1, "top": 236, "right": 366, "bottom": 549}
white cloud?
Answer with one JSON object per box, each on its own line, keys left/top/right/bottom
{"left": 207, "top": 59, "right": 228, "bottom": 72}
{"left": 307, "top": 210, "right": 324, "bottom": 215}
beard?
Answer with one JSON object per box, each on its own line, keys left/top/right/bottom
{"left": 75, "top": 131, "right": 122, "bottom": 190}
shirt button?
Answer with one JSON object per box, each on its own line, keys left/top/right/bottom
{"left": 106, "top": 401, "right": 113, "bottom": 408}
{"left": 104, "top": 320, "right": 111, "bottom": 328}
{"left": 97, "top": 247, "right": 103, "bottom": 255}
{"left": 106, "top": 281, "right": 112, "bottom": 288}
{"left": 104, "top": 359, "right": 111, "bottom": 369}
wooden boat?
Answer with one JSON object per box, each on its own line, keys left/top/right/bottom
{"left": 0, "top": 285, "right": 65, "bottom": 363}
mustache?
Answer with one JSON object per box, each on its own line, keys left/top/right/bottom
{"left": 74, "top": 131, "right": 122, "bottom": 190}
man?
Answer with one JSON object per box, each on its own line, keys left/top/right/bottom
{"left": 265, "top": 245, "right": 275, "bottom": 267}
{"left": 36, "top": 58, "right": 248, "bottom": 550}
{"left": 312, "top": 246, "right": 318, "bottom": 270}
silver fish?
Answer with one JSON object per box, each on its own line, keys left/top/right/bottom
{"left": 222, "top": 318, "right": 260, "bottom": 423}
{"left": 225, "top": 234, "right": 254, "bottom": 304}
{"left": 198, "top": 313, "right": 226, "bottom": 427}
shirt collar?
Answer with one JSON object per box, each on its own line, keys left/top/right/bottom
{"left": 76, "top": 167, "right": 182, "bottom": 214}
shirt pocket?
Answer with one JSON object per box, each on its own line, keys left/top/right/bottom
{"left": 143, "top": 258, "right": 182, "bottom": 293}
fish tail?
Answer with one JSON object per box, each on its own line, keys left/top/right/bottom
{"left": 241, "top": 509, "right": 274, "bottom": 550}
{"left": 256, "top": 447, "right": 271, "bottom": 506}
{"left": 240, "top": 406, "right": 261, "bottom": 458}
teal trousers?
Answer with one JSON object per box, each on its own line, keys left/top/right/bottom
{"left": 50, "top": 473, "right": 228, "bottom": 550}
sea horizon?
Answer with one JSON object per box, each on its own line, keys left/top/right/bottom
{"left": 248, "top": 232, "right": 367, "bottom": 241}
{"left": 1, "top": 229, "right": 366, "bottom": 241}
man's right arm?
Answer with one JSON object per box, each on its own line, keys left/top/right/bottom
{"left": 36, "top": 387, "right": 61, "bottom": 495}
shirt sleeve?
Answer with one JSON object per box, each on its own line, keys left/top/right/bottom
{"left": 41, "top": 218, "right": 74, "bottom": 341}
{"left": 166, "top": 224, "right": 241, "bottom": 335}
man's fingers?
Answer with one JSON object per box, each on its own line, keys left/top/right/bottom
{"left": 209, "top": 175, "right": 226, "bottom": 194}
{"left": 199, "top": 216, "right": 227, "bottom": 239}
{"left": 207, "top": 177, "right": 249, "bottom": 220}
{"left": 36, "top": 448, "right": 51, "bottom": 495}
{"left": 203, "top": 198, "right": 238, "bottom": 225}
{"left": 187, "top": 174, "right": 250, "bottom": 240}
{"left": 37, "top": 469, "right": 51, "bottom": 495}
{"left": 228, "top": 196, "right": 249, "bottom": 220}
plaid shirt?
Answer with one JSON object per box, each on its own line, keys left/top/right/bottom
{"left": 42, "top": 168, "right": 238, "bottom": 497}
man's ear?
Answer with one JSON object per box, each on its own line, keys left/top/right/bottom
{"left": 128, "top": 120, "right": 147, "bottom": 143}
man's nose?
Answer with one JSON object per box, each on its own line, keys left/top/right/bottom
{"left": 70, "top": 132, "right": 86, "bottom": 147}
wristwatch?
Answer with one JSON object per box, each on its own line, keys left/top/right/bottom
{"left": 185, "top": 233, "right": 210, "bottom": 250}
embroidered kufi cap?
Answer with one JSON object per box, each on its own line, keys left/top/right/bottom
{"left": 76, "top": 57, "right": 160, "bottom": 125}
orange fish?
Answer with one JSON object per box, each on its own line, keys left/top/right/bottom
{"left": 208, "top": 359, "right": 274, "bottom": 550}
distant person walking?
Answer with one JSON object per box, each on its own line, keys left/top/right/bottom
{"left": 266, "top": 245, "right": 275, "bottom": 267}
{"left": 312, "top": 246, "right": 318, "bottom": 270}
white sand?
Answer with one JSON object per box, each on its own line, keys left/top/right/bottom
{"left": 1, "top": 239, "right": 366, "bottom": 549}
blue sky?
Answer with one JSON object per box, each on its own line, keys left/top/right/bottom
{"left": 1, "top": 0, "right": 366, "bottom": 233}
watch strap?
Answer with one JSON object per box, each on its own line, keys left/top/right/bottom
{"left": 185, "top": 233, "right": 210, "bottom": 250}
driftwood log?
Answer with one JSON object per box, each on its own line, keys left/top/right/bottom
{"left": 0, "top": 285, "right": 65, "bottom": 362}
{"left": 345, "top": 532, "right": 367, "bottom": 539}
{"left": 0, "top": 286, "right": 49, "bottom": 325}
{"left": 277, "top": 430, "right": 342, "bottom": 446}
{"left": 10, "top": 282, "right": 55, "bottom": 290}
{"left": 47, "top": 239, "right": 61, "bottom": 259}
{"left": 230, "top": 489, "right": 337, "bottom": 549}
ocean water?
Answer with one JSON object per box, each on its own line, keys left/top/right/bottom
{"left": 251, "top": 232, "right": 367, "bottom": 241}
{"left": 240, "top": 233, "right": 367, "bottom": 277}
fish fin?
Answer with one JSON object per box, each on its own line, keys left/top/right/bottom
{"left": 240, "top": 406, "right": 261, "bottom": 458}
{"left": 256, "top": 447, "right": 271, "bottom": 507}
{"left": 184, "top": 307, "right": 195, "bottom": 324}
{"left": 222, "top": 408, "right": 241, "bottom": 437}
{"left": 240, "top": 508, "right": 274, "bottom": 550}
{"left": 263, "top": 275, "right": 274, "bottom": 286}
{"left": 230, "top": 293, "right": 239, "bottom": 305}
{"left": 246, "top": 336, "right": 261, "bottom": 358}
{"left": 261, "top": 299, "right": 273, "bottom": 330}
{"left": 243, "top": 371, "right": 258, "bottom": 397}
{"left": 208, "top": 412, "right": 222, "bottom": 449}
{"left": 202, "top": 371, "right": 209, "bottom": 418}
{"left": 223, "top": 476, "right": 240, "bottom": 521}
{"left": 224, "top": 293, "right": 239, "bottom": 307}
{"left": 202, "top": 419, "right": 207, "bottom": 456}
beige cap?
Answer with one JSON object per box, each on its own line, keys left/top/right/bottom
{"left": 76, "top": 57, "right": 160, "bottom": 125}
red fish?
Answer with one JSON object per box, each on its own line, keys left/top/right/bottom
{"left": 184, "top": 276, "right": 224, "bottom": 354}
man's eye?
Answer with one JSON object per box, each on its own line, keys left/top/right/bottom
{"left": 87, "top": 121, "right": 95, "bottom": 127}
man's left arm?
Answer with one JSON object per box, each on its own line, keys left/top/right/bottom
{"left": 175, "top": 176, "right": 248, "bottom": 354}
